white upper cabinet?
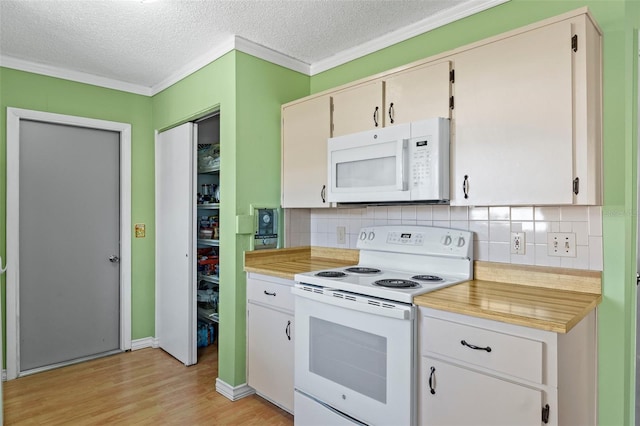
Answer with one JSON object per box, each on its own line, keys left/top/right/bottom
{"left": 332, "top": 61, "right": 452, "bottom": 137}
{"left": 384, "top": 61, "right": 452, "bottom": 126}
{"left": 331, "top": 80, "right": 384, "bottom": 137}
{"left": 281, "top": 95, "right": 332, "bottom": 208}
{"left": 451, "top": 14, "right": 602, "bottom": 206}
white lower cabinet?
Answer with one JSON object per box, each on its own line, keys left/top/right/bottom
{"left": 422, "top": 357, "right": 545, "bottom": 426}
{"left": 418, "top": 307, "right": 596, "bottom": 426}
{"left": 246, "top": 273, "right": 294, "bottom": 413}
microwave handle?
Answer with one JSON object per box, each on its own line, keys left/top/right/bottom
{"left": 396, "top": 139, "right": 408, "bottom": 191}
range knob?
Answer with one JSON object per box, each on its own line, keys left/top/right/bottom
{"left": 457, "top": 237, "right": 466, "bottom": 247}
{"left": 442, "top": 235, "right": 452, "bottom": 246}
{"left": 368, "top": 231, "right": 375, "bottom": 241}
{"left": 360, "top": 231, "right": 367, "bottom": 241}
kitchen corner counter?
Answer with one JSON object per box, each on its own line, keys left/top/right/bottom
{"left": 244, "top": 246, "right": 359, "bottom": 280}
{"left": 414, "top": 261, "right": 602, "bottom": 333}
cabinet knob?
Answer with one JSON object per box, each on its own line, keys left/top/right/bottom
{"left": 388, "top": 103, "right": 394, "bottom": 124}
{"left": 373, "top": 106, "right": 379, "bottom": 127}
{"left": 321, "top": 185, "right": 326, "bottom": 203}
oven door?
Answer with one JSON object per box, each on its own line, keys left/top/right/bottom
{"left": 293, "top": 286, "right": 415, "bottom": 426}
{"left": 327, "top": 123, "right": 410, "bottom": 203}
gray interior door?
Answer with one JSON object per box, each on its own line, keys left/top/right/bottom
{"left": 19, "top": 120, "right": 121, "bottom": 372}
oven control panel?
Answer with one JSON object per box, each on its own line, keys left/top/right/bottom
{"left": 357, "top": 225, "right": 473, "bottom": 258}
{"left": 386, "top": 232, "right": 424, "bottom": 245}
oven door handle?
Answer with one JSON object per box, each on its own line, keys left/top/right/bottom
{"left": 292, "top": 287, "right": 412, "bottom": 320}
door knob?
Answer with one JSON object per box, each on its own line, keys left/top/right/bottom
{"left": 109, "top": 255, "right": 120, "bottom": 263}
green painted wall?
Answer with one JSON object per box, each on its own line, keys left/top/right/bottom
{"left": 1, "top": 2, "right": 637, "bottom": 423}
{"left": 308, "top": 1, "right": 638, "bottom": 424}
{"left": 152, "top": 51, "right": 308, "bottom": 385}
{"left": 0, "top": 67, "right": 156, "bottom": 344}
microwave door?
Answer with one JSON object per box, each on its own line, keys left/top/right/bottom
{"left": 328, "top": 138, "right": 409, "bottom": 203}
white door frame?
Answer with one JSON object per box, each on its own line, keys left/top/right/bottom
{"left": 5, "top": 107, "right": 132, "bottom": 380}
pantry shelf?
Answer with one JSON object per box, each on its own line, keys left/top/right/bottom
{"left": 197, "top": 203, "right": 220, "bottom": 210}
{"left": 198, "top": 274, "right": 219, "bottom": 285}
{"left": 198, "top": 307, "right": 219, "bottom": 323}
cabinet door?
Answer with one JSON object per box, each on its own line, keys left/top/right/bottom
{"left": 385, "top": 61, "right": 452, "bottom": 126}
{"left": 332, "top": 80, "right": 384, "bottom": 137}
{"left": 452, "top": 21, "right": 574, "bottom": 206}
{"left": 281, "top": 96, "right": 331, "bottom": 208}
{"left": 247, "top": 303, "right": 294, "bottom": 412}
{"left": 420, "top": 357, "right": 544, "bottom": 426}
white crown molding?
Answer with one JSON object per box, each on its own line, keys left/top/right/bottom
{"left": 150, "top": 36, "right": 309, "bottom": 95}
{"left": 234, "top": 36, "right": 310, "bottom": 75}
{"left": 310, "top": 0, "right": 510, "bottom": 75}
{"left": 150, "top": 36, "right": 236, "bottom": 95}
{"left": 0, "top": 55, "right": 153, "bottom": 96}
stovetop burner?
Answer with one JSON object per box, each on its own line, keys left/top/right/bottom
{"left": 344, "top": 267, "right": 381, "bottom": 274}
{"left": 315, "top": 271, "right": 347, "bottom": 278}
{"left": 373, "top": 279, "right": 421, "bottom": 288}
{"left": 412, "top": 275, "right": 444, "bottom": 282}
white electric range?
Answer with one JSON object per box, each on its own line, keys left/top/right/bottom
{"left": 293, "top": 225, "right": 474, "bottom": 426}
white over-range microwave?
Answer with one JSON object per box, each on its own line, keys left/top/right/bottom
{"left": 327, "top": 117, "right": 450, "bottom": 204}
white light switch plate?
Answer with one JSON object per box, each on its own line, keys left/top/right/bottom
{"left": 547, "top": 232, "right": 576, "bottom": 257}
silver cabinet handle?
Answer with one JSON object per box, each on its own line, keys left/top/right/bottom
{"left": 109, "top": 255, "right": 120, "bottom": 263}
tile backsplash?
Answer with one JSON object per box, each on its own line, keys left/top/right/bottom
{"left": 285, "top": 205, "right": 603, "bottom": 271}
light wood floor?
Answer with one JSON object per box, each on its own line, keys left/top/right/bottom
{"left": 4, "top": 343, "right": 294, "bottom": 425}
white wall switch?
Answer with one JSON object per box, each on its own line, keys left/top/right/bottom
{"left": 547, "top": 232, "right": 576, "bottom": 257}
{"left": 337, "top": 226, "right": 346, "bottom": 244}
{"left": 510, "top": 232, "right": 525, "bottom": 255}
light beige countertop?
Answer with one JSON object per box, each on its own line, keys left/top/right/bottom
{"left": 244, "top": 248, "right": 601, "bottom": 333}
{"left": 244, "top": 246, "right": 358, "bottom": 280}
{"left": 415, "top": 262, "right": 602, "bottom": 333}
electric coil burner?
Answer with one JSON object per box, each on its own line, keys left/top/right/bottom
{"left": 373, "top": 278, "right": 420, "bottom": 288}
{"left": 344, "top": 267, "right": 381, "bottom": 274}
{"left": 315, "top": 271, "right": 347, "bottom": 278}
{"left": 412, "top": 274, "right": 444, "bottom": 282}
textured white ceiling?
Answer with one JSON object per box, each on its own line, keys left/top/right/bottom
{"left": 0, "top": 0, "right": 502, "bottom": 93}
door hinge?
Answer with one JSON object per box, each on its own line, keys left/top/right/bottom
{"left": 573, "top": 177, "right": 580, "bottom": 195}
{"left": 542, "top": 404, "right": 550, "bottom": 424}
{"left": 450, "top": 69, "right": 455, "bottom": 83}
{"left": 571, "top": 34, "right": 578, "bottom": 52}
{"left": 449, "top": 96, "right": 455, "bottom": 110}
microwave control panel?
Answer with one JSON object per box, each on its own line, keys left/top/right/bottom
{"left": 408, "top": 118, "right": 449, "bottom": 200}
{"left": 410, "top": 139, "right": 432, "bottom": 188}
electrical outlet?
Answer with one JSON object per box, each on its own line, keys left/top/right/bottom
{"left": 547, "top": 232, "right": 576, "bottom": 257}
{"left": 337, "top": 226, "right": 346, "bottom": 244}
{"left": 510, "top": 232, "right": 525, "bottom": 255}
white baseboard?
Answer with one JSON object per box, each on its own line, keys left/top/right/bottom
{"left": 215, "top": 378, "right": 255, "bottom": 401}
{"left": 131, "top": 337, "right": 159, "bottom": 350}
